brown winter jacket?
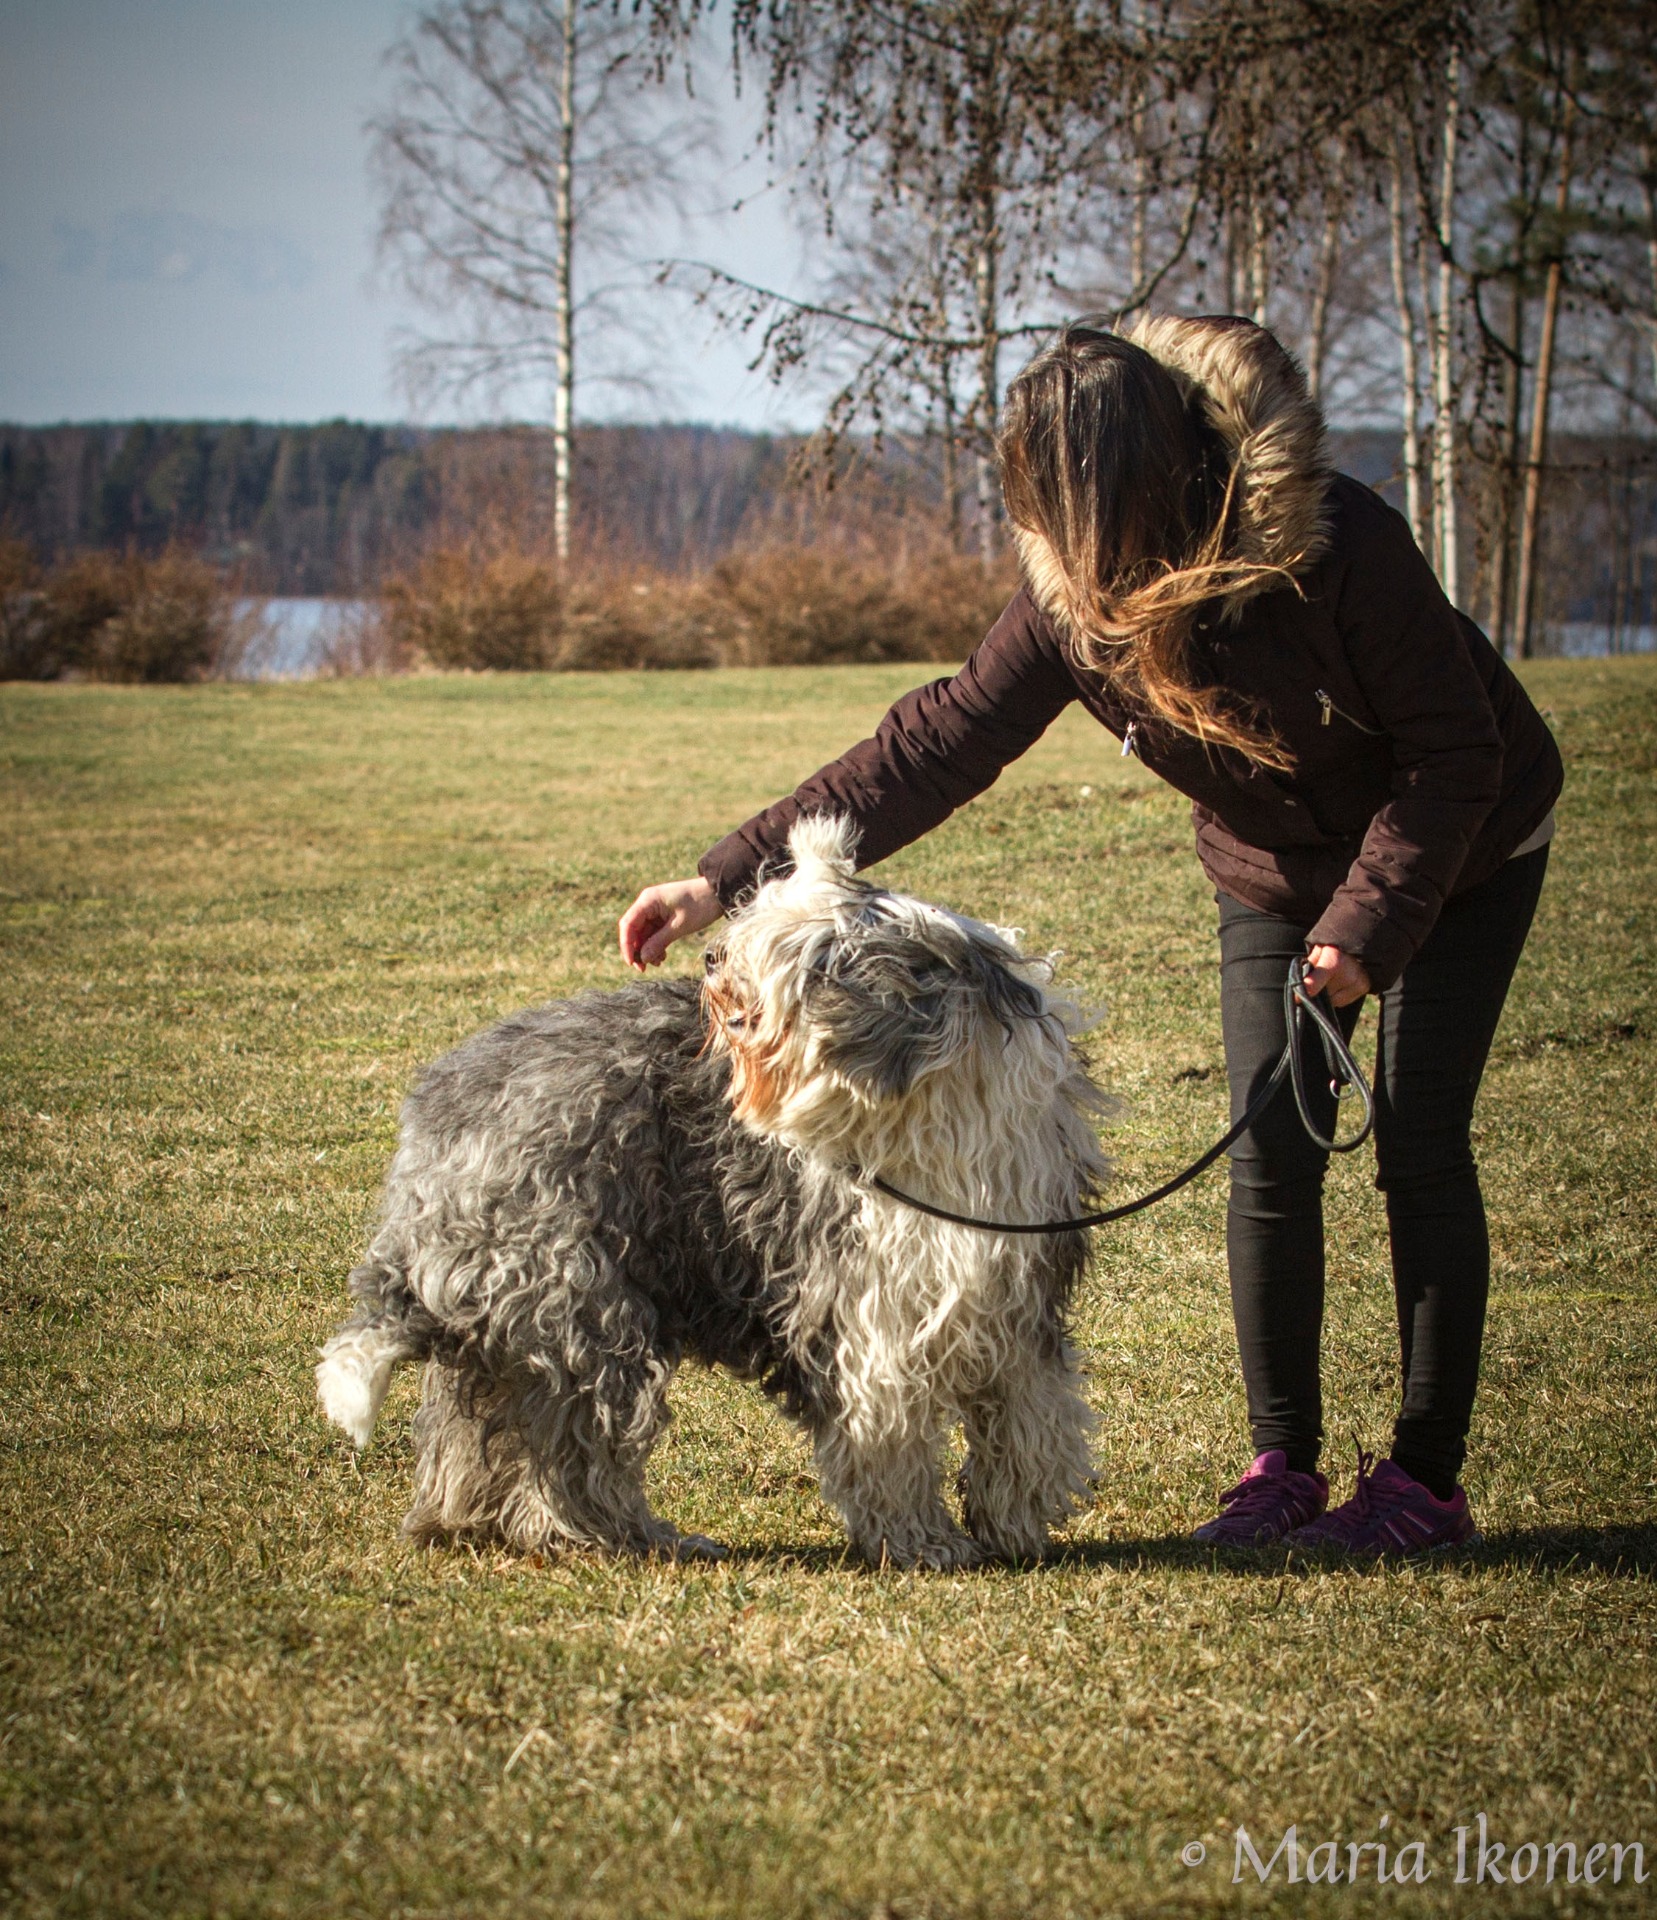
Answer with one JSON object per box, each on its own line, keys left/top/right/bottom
{"left": 699, "top": 317, "right": 1563, "bottom": 992}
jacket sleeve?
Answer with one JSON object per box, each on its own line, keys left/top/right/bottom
{"left": 698, "top": 589, "right": 1077, "bottom": 909}
{"left": 1305, "top": 502, "right": 1505, "bottom": 989}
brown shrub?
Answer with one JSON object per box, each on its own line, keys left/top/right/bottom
{"left": 89, "top": 549, "right": 226, "bottom": 683}
{"left": 377, "top": 545, "right": 718, "bottom": 672}
{"left": 557, "top": 574, "right": 718, "bottom": 671}
{"left": 0, "top": 540, "right": 54, "bottom": 679}
{"left": 381, "top": 547, "right": 562, "bottom": 671}
{"left": 0, "top": 547, "right": 228, "bottom": 682}
{"left": 704, "top": 548, "right": 909, "bottom": 667}
{"left": 703, "top": 545, "right": 1015, "bottom": 667}
{"left": 371, "top": 524, "right": 1019, "bottom": 676}
{"left": 42, "top": 550, "right": 136, "bottom": 673}
{"left": 883, "top": 549, "right": 1022, "bottom": 661}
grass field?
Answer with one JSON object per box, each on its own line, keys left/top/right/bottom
{"left": 2, "top": 659, "right": 1654, "bottom": 1919}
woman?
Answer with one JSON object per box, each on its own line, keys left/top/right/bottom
{"left": 618, "top": 315, "right": 1562, "bottom": 1554}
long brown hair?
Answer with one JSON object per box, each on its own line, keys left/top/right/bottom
{"left": 998, "top": 319, "right": 1298, "bottom": 769}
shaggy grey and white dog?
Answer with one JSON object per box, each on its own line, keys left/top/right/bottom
{"left": 317, "top": 816, "right": 1109, "bottom": 1569}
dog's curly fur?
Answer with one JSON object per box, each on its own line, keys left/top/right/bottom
{"left": 317, "top": 816, "right": 1111, "bottom": 1568}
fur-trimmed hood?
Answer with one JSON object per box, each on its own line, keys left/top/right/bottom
{"left": 1125, "top": 312, "right": 1332, "bottom": 610}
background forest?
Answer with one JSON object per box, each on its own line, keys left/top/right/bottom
{"left": 2, "top": 0, "right": 1655, "bottom": 676}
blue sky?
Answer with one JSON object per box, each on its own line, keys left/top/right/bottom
{"left": 0, "top": 0, "right": 806, "bottom": 427}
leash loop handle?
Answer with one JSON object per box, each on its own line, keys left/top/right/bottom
{"left": 1285, "top": 955, "right": 1374, "bottom": 1154}
{"left": 865, "top": 955, "right": 1374, "bottom": 1235}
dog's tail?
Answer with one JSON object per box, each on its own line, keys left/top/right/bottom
{"left": 316, "top": 1259, "right": 436, "bottom": 1449}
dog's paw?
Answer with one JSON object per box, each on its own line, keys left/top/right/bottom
{"left": 963, "top": 1508, "right": 1055, "bottom": 1564}
{"left": 919, "top": 1536, "right": 987, "bottom": 1572}
{"left": 660, "top": 1532, "right": 731, "bottom": 1563}
{"left": 872, "top": 1532, "right": 986, "bottom": 1572}
{"left": 968, "top": 1531, "right": 1053, "bottom": 1567}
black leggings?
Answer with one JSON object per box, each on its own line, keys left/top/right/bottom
{"left": 1218, "top": 846, "right": 1548, "bottom": 1497}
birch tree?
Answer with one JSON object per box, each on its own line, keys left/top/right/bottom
{"left": 1388, "top": 135, "right": 1429, "bottom": 546}
{"left": 371, "top": 0, "right": 710, "bottom": 559}
{"left": 1429, "top": 48, "right": 1465, "bottom": 608}
{"left": 1450, "top": 0, "right": 1620, "bottom": 652}
{"left": 643, "top": 0, "right": 1648, "bottom": 632}
{"left": 1510, "top": 69, "right": 1577, "bottom": 657}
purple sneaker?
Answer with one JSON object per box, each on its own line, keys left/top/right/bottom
{"left": 1288, "top": 1448, "right": 1478, "bottom": 1557}
{"left": 1192, "top": 1450, "right": 1329, "bottom": 1547}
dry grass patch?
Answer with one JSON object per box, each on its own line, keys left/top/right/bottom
{"left": 1, "top": 660, "right": 1654, "bottom": 1918}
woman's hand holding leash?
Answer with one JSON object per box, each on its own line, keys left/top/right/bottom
{"left": 1300, "top": 943, "right": 1371, "bottom": 1007}
{"left": 619, "top": 876, "right": 722, "bottom": 970}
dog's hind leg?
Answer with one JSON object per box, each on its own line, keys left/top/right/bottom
{"left": 402, "top": 1364, "right": 531, "bottom": 1546}
{"left": 403, "top": 1352, "right": 717, "bottom": 1560}
{"left": 959, "top": 1344, "right": 1097, "bottom": 1562}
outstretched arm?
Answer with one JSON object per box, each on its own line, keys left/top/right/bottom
{"left": 616, "top": 588, "right": 1077, "bottom": 968}
{"left": 698, "top": 589, "right": 1078, "bottom": 912}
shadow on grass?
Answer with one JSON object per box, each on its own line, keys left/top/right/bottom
{"left": 1052, "top": 1524, "right": 1657, "bottom": 1577}
{"left": 711, "top": 1525, "right": 1657, "bottom": 1578}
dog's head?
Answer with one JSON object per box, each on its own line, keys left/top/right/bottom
{"left": 703, "top": 815, "right": 1083, "bottom": 1153}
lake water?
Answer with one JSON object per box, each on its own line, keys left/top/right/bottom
{"left": 1551, "top": 623, "right": 1655, "bottom": 659}
{"left": 229, "top": 599, "right": 373, "bottom": 679}
{"left": 230, "top": 600, "right": 1655, "bottom": 680}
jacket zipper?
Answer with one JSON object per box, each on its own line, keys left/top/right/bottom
{"left": 1121, "top": 721, "right": 1138, "bottom": 758}
{"left": 1315, "top": 688, "right": 1383, "bottom": 735}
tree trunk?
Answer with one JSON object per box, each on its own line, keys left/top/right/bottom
{"left": 940, "top": 353, "right": 961, "bottom": 546}
{"left": 1611, "top": 334, "right": 1640, "bottom": 652}
{"left": 1249, "top": 195, "right": 1269, "bottom": 325}
{"left": 1304, "top": 164, "right": 1343, "bottom": 404}
{"left": 1513, "top": 90, "right": 1577, "bottom": 660}
{"left": 974, "top": 224, "right": 999, "bottom": 570}
{"left": 1126, "top": 73, "right": 1148, "bottom": 318}
{"left": 1226, "top": 196, "right": 1246, "bottom": 315}
{"left": 1628, "top": 330, "right": 1651, "bottom": 652}
{"left": 1643, "top": 155, "right": 1657, "bottom": 406}
{"left": 969, "top": 40, "right": 1002, "bottom": 572}
{"left": 1487, "top": 267, "right": 1527, "bottom": 653}
{"left": 1431, "top": 48, "right": 1461, "bottom": 607}
{"left": 1388, "top": 143, "right": 1426, "bottom": 550}
{"left": 552, "top": 0, "right": 576, "bottom": 564}
{"left": 1486, "top": 102, "right": 1538, "bottom": 653}
{"left": 1414, "top": 217, "right": 1442, "bottom": 570}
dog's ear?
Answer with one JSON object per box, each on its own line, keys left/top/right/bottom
{"left": 966, "top": 941, "right": 1048, "bottom": 1037}
{"left": 786, "top": 813, "right": 860, "bottom": 884}
{"left": 809, "top": 949, "right": 961, "bottom": 1102}
{"left": 808, "top": 918, "right": 1045, "bottom": 1103}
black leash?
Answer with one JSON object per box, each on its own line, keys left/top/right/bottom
{"left": 865, "top": 957, "right": 1373, "bottom": 1236}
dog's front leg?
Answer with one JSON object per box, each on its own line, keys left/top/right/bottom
{"left": 811, "top": 1418, "right": 983, "bottom": 1571}
{"left": 959, "top": 1346, "right": 1097, "bottom": 1563}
